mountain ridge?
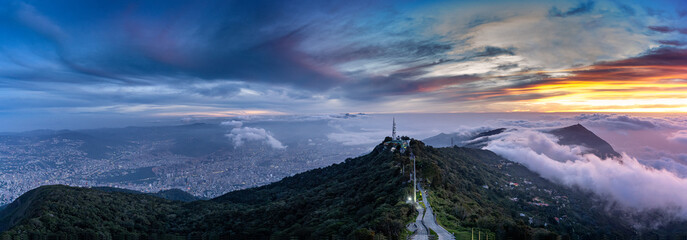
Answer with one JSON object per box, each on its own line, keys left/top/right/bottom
{"left": 1, "top": 138, "right": 684, "bottom": 239}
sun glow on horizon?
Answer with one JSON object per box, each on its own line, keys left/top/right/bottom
{"left": 477, "top": 52, "right": 687, "bottom": 113}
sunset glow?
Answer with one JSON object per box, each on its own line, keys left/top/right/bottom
{"left": 0, "top": 0, "right": 685, "bottom": 130}
{"left": 473, "top": 48, "right": 687, "bottom": 112}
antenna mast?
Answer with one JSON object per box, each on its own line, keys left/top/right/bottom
{"left": 392, "top": 117, "right": 397, "bottom": 139}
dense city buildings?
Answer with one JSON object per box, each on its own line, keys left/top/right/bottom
{"left": 0, "top": 126, "right": 368, "bottom": 205}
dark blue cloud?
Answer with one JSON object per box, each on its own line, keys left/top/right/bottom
{"left": 648, "top": 26, "right": 687, "bottom": 34}
{"left": 679, "top": 9, "right": 687, "bottom": 18}
{"left": 658, "top": 40, "right": 687, "bottom": 46}
{"left": 649, "top": 26, "right": 676, "bottom": 33}
{"left": 614, "top": 3, "right": 636, "bottom": 16}
{"left": 1, "top": 0, "right": 434, "bottom": 91}
{"left": 0, "top": 0, "right": 483, "bottom": 106}
{"left": 473, "top": 46, "right": 516, "bottom": 57}
{"left": 466, "top": 15, "right": 504, "bottom": 28}
{"left": 548, "top": 1, "right": 595, "bottom": 17}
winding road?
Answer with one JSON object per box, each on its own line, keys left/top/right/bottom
{"left": 411, "top": 184, "right": 455, "bottom": 240}
{"left": 410, "top": 206, "right": 429, "bottom": 240}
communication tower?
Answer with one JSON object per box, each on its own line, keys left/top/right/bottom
{"left": 392, "top": 117, "right": 397, "bottom": 139}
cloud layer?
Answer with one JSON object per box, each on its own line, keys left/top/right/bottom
{"left": 668, "top": 130, "right": 687, "bottom": 144}
{"left": 484, "top": 129, "right": 687, "bottom": 227}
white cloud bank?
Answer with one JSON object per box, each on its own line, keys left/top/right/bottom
{"left": 220, "top": 120, "right": 243, "bottom": 128}
{"left": 221, "top": 120, "right": 285, "bottom": 149}
{"left": 668, "top": 130, "right": 687, "bottom": 144}
{"left": 226, "top": 127, "right": 286, "bottom": 149}
{"left": 484, "top": 129, "right": 687, "bottom": 225}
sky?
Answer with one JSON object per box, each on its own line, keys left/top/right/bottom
{"left": 0, "top": 0, "right": 686, "bottom": 131}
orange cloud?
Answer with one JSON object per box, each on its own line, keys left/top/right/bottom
{"left": 482, "top": 48, "right": 687, "bottom": 112}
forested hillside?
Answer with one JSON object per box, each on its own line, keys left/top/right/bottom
{"left": 410, "top": 141, "right": 687, "bottom": 239}
{"left": 0, "top": 143, "right": 415, "bottom": 239}
{"left": 2, "top": 139, "right": 687, "bottom": 239}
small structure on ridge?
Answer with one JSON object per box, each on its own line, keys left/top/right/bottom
{"left": 384, "top": 117, "right": 410, "bottom": 153}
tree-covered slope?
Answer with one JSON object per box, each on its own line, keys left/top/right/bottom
{"left": 0, "top": 143, "right": 415, "bottom": 239}
{"left": 0, "top": 185, "right": 181, "bottom": 239}
{"left": 93, "top": 187, "right": 201, "bottom": 202}
{"left": 409, "top": 141, "right": 685, "bottom": 240}
{"left": 179, "top": 143, "right": 416, "bottom": 239}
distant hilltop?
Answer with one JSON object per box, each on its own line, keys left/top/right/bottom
{"left": 424, "top": 124, "right": 620, "bottom": 159}
{"left": 548, "top": 124, "right": 620, "bottom": 159}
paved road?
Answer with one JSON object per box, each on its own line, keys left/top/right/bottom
{"left": 410, "top": 206, "right": 429, "bottom": 240}
{"left": 418, "top": 185, "right": 455, "bottom": 240}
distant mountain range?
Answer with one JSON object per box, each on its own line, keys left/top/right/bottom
{"left": 424, "top": 124, "right": 620, "bottom": 159}
{"left": 1, "top": 134, "right": 683, "bottom": 239}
